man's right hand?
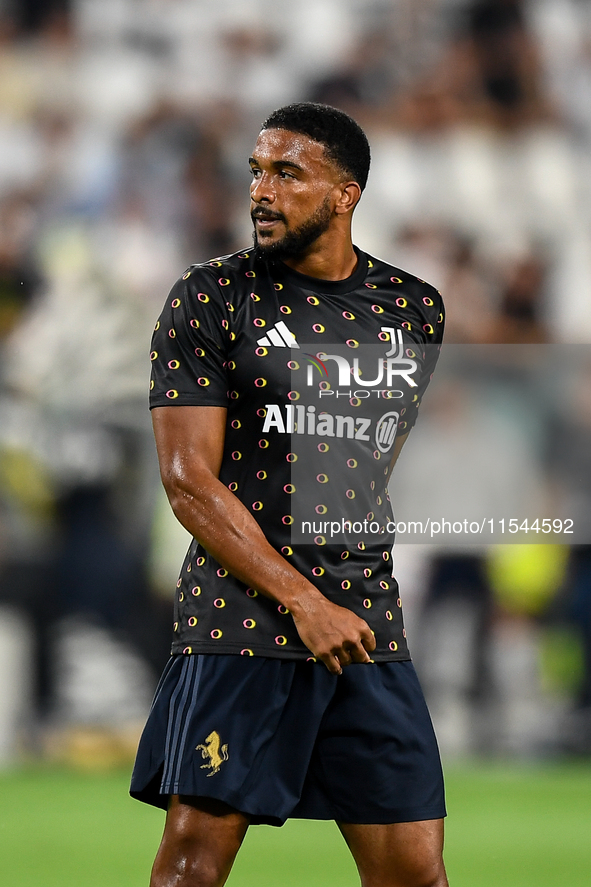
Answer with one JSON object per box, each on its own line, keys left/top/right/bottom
{"left": 290, "top": 595, "right": 376, "bottom": 675}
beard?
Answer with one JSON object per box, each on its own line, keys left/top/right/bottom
{"left": 252, "top": 196, "right": 332, "bottom": 262}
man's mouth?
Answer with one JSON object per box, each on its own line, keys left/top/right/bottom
{"left": 252, "top": 210, "right": 285, "bottom": 226}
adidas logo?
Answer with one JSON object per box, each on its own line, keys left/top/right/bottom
{"left": 256, "top": 321, "right": 300, "bottom": 349}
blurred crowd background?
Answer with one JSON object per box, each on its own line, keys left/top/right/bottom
{"left": 1, "top": 0, "right": 591, "bottom": 768}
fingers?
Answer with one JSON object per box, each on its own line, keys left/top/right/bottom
{"left": 319, "top": 653, "right": 343, "bottom": 675}
{"left": 294, "top": 602, "right": 377, "bottom": 673}
{"left": 321, "top": 641, "right": 371, "bottom": 674}
{"left": 361, "top": 626, "right": 377, "bottom": 653}
{"left": 323, "top": 622, "right": 377, "bottom": 673}
{"left": 332, "top": 655, "right": 344, "bottom": 676}
{"left": 348, "top": 643, "right": 371, "bottom": 664}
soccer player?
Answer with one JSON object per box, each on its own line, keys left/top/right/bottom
{"left": 131, "top": 102, "right": 448, "bottom": 887}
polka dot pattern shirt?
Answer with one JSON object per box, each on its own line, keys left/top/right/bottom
{"left": 150, "top": 248, "right": 444, "bottom": 660}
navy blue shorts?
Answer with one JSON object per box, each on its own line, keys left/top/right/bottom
{"left": 130, "top": 655, "right": 445, "bottom": 826}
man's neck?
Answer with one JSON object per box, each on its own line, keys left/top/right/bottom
{"left": 282, "top": 237, "right": 358, "bottom": 281}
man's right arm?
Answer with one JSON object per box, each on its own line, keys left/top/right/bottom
{"left": 152, "top": 404, "right": 376, "bottom": 674}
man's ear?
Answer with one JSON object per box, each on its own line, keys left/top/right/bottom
{"left": 334, "top": 181, "right": 362, "bottom": 215}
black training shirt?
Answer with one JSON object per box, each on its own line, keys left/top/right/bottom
{"left": 150, "top": 247, "right": 444, "bottom": 660}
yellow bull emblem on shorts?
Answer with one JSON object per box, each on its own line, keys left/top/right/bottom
{"left": 196, "top": 731, "right": 229, "bottom": 776}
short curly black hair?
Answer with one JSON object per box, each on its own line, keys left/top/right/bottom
{"left": 261, "top": 102, "right": 371, "bottom": 192}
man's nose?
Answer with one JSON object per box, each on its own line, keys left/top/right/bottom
{"left": 251, "top": 174, "right": 276, "bottom": 204}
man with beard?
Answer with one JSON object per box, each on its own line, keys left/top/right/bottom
{"left": 131, "top": 103, "right": 447, "bottom": 887}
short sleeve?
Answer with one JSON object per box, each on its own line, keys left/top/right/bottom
{"left": 149, "top": 268, "right": 231, "bottom": 408}
{"left": 402, "top": 289, "right": 445, "bottom": 432}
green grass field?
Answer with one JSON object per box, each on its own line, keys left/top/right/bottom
{"left": 0, "top": 762, "right": 590, "bottom": 886}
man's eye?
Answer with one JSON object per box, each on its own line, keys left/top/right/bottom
{"left": 251, "top": 168, "right": 261, "bottom": 177}
{"left": 279, "top": 170, "right": 294, "bottom": 179}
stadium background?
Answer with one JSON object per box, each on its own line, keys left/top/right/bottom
{"left": 0, "top": 0, "right": 590, "bottom": 883}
